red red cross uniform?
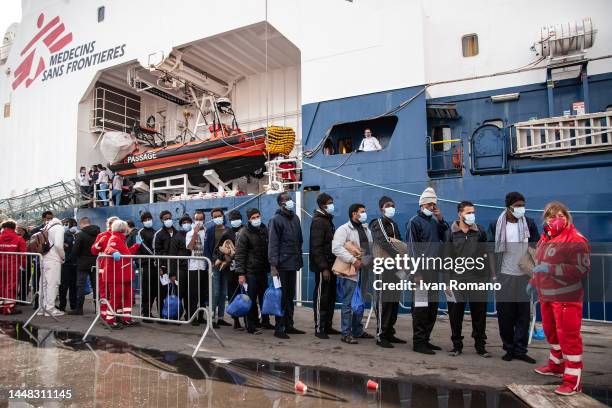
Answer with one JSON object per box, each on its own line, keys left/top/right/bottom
{"left": 532, "top": 223, "right": 590, "bottom": 394}
{"left": 92, "top": 230, "right": 113, "bottom": 321}
{"left": 103, "top": 233, "right": 139, "bottom": 324}
{"left": 0, "top": 229, "right": 26, "bottom": 314}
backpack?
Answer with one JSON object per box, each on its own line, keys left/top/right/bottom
{"left": 27, "top": 229, "right": 51, "bottom": 255}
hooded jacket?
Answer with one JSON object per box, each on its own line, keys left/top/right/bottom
{"left": 234, "top": 222, "right": 269, "bottom": 276}
{"left": 73, "top": 224, "right": 101, "bottom": 272}
{"left": 43, "top": 218, "right": 65, "bottom": 262}
{"left": 309, "top": 209, "right": 336, "bottom": 273}
{"left": 268, "top": 208, "right": 303, "bottom": 271}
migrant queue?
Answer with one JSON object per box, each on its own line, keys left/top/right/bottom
{"left": 0, "top": 188, "right": 590, "bottom": 397}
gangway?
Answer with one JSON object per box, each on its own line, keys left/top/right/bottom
{"left": 0, "top": 180, "right": 87, "bottom": 225}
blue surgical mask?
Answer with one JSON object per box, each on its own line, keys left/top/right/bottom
{"left": 384, "top": 207, "right": 396, "bottom": 218}
{"left": 359, "top": 212, "right": 367, "bottom": 223}
{"left": 182, "top": 223, "right": 192, "bottom": 232}
{"left": 464, "top": 213, "right": 476, "bottom": 225}
{"left": 250, "top": 218, "right": 262, "bottom": 227}
{"left": 230, "top": 219, "right": 242, "bottom": 228}
{"left": 213, "top": 217, "right": 224, "bottom": 226}
{"left": 512, "top": 206, "right": 526, "bottom": 219}
{"left": 422, "top": 208, "right": 433, "bottom": 217}
{"left": 143, "top": 220, "right": 153, "bottom": 228}
{"left": 70, "top": 226, "right": 78, "bottom": 233}
{"left": 163, "top": 219, "right": 173, "bottom": 228}
{"left": 63, "top": 225, "right": 69, "bottom": 232}
{"left": 284, "top": 200, "right": 295, "bottom": 210}
{"left": 325, "top": 203, "right": 335, "bottom": 214}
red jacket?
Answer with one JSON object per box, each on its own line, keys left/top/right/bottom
{"left": 104, "top": 232, "right": 140, "bottom": 283}
{"left": 532, "top": 223, "right": 590, "bottom": 302}
{"left": 0, "top": 229, "right": 27, "bottom": 274}
{"left": 91, "top": 230, "right": 112, "bottom": 256}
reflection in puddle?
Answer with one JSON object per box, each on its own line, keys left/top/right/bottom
{"left": 2, "top": 321, "right": 606, "bottom": 407}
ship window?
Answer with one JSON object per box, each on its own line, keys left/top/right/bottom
{"left": 431, "top": 126, "right": 452, "bottom": 152}
{"left": 3, "top": 103, "right": 9, "bottom": 118}
{"left": 462, "top": 34, "right": 479, "bottom": 57}
{"left": 483, "top": 119, "right": 503, "bottom": 128}
{"left": 97, "top": 6, "right": 105, "bottom": 22}
{"left": 324, "top": 115, "right": 398, "bottom": 155}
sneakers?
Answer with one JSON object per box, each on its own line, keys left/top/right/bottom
{"left": 448, "top": 349, "right": 462, "bottom": 357}
{"left": 554, "top": 383, "right": 582, "bottom": 396}
{"left": 387, "top": 335, "right": 407, "bottom": 344}
{"left": 50, "top": 308, "right": 65, "bottom": 317}
{"left": 513, "top": 353, "right": 537, "bottom": 364}
{"left": 274, "top": 332, "right": 290, "bottom": 340}
{"left": 341, "top": 335, "right": 358, "bottom": 345}
{"left": 247, "top": 329, "right": 263, "bottom": 335}
{"left": 414, "top": 345, "right": 435, "bottom": 355}
{"left": 286, "top": 327, "right": 306, "bottom": 335}
{"left": 426, "top": 342, "right": 442, "bottom": 351}
{"left": 315, "top": 332, "right": 329, "bottom": 340}
{"left": 534, "top": 365, "right": 563, "bottom": 377}
{"left": 502, "top": 352, "right": 513, "bottom": 361}
{"left": 477, "top": 349, "right": 492, "bottom": 358}
{"left": 376, "top": 338, "right": 394, "bottom": 348}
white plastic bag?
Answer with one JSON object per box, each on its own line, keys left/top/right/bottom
{"left": 99, "top": 131, "right": 137, "bottom": 163}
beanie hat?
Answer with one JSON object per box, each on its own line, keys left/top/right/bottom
{"left": 379, "top": 196, "right": 394, "bottom": 208}
{"left": 419, "top": 187, "right": 437, "bottom": 206}
{"left": 505, "top": 191, "right": 525, "bottom": 207}
{"left": 228, "top": 210, "right": 242, "bottom": 221}
{"left": 316, "top": 192, "right": 333, "bottom": 207}
{"left": 246, "top": 208, "right": 260, "bottom": 219}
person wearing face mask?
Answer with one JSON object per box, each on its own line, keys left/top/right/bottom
{"left": 406, "top": 187, "right": 449, "bottom": 354}
{"left": 488, "top": 191, "right": 540, "bottom": 364}
{"left": 90, "top": 216, "right": 119, "bottom": 321}
{"left": 235, "top": 208, "right": 273, "bottom": 334}
{"left": 370, "top": 196, "right": 405, "bottom": 348}
{"left": 530, "top": 202, "right": 590, "bottom": 396}
{"left": 332, "top": 203, "right": 374, "bottom": 344}
{"left": 170, "top": 214, "right": 193, "bottom": 320}
{"left": 309, "top": 193, "right": 339, "bottom": 339}
{"left": 444, "top": 201, "right": 490, "bottom": 357}
{"left": 77, "top": 166, "right": 91, "bottom": 201}
{"left": 136, "top": 212, "right": 157, "bottom": 319}
{"left": 58, "top": 218, "right": 78, "bottom": 312}
{"left": 217, "top": 210, "right": 245, "bottom": 330}
{"left": 204, "top": 208, "right": 232, "bottom": 327}
{"left": 186, "top": 210, "right": 208, "bottom": 325}
{"left": 69, "top": 217, "right": 100, "bottom": 315}
{"left": 153, "top": 210, "right": 177, "bottom": 321}
{"left": 268, "top": 192, "right": 305, "bottom": 339}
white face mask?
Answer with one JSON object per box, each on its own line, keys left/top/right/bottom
{"left": 284, "top": 200, "right": 295, "bottom": 210}
{"left": 384, "top": 207, "right": 396, "bottom": 218}
{"left": 182, "top": 223, "right": 192, "bottom": 232}
{"left": 213, "top": 217, "right": 224, "bottom": 226}
{"left": 163, "top": 219, "right": 173, "bottom": 228}
{"left": 511, "top": 206, "right": 526, "bottom": 219}
{"left": 250, "top": 218, "right": 262, "bottom": 227}
{"left": 230, "top": 219, "right": 242, "bottom": 228}
{"left": 358, "top": 212, "right": 367, "bottom": 223}
{"left": 325, "top": 203, "right": 335, "bottom": 214}
{"left": 422, "top": 208, "right": 433, "bottom": 217}
{"left": 143, "top": 220, "right": 153, "bottom": 228}
{"left": 464, "top": 213, "right": 476, "bottom": 225}
{"left": 194, "top": 220, "right": 204, "bottom": 228}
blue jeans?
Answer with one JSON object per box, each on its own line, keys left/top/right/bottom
{"left": 212, "top": 268, "right": 228, "bottom": 320}
{"left": 98, "top": 183, "right": 109, "bottom": 206}
{"left": 339, "top": 277, "right": 364, "bottom": 337}
{"left": 112, "top": 189, "right": 122, "bottom": 206}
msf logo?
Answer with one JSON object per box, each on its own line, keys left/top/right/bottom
{"left": 12, "top": 13, "right": 73, "bottom": 90}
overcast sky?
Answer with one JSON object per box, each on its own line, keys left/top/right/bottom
{"left": 1, "top": 0, "right": 22, "bottom": 40}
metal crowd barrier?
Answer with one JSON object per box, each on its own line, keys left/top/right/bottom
{"left": 0, "top": 251, "right": 54, "bottom": 326}
{"left": 82, "top": 254, "right": 223, "bottom": 356}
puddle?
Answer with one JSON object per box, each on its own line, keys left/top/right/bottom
{"left": 0, "top": 321, "right": 608, "bottom": 407}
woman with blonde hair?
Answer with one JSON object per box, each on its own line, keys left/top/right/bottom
{"left": 529, "top": 201, "right": 590, "bottom": 396}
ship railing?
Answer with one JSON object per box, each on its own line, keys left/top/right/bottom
{"left": 92, "top": 183, "right": 112, "bottom": 208}
{"left": 513, "top": 111, "right": 612, "bottom": 157}
{"left": 90, "top": 86, "right": 141, "bottom": 133}
{"left": 426, "top": 136, "right": 464, "bottom": 176}
{"left": 264, "top": 156, "right": 302, "bottom": 193}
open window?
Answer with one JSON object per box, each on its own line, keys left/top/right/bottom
{"left": 324, "top": 116, "right": 398, "bottom": 155}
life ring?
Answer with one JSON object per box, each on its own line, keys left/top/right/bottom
{"left": 452, "top": 145, "right": 463, "bottom": 168}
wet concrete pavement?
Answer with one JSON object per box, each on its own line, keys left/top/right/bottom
{"left": 0, "top": 303, "right": 611, "bottom": 407}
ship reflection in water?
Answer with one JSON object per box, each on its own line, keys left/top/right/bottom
{"left": 0, "top": 322, "right": 529, "bottom": 408}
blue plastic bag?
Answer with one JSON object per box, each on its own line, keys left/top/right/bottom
{"left": 351, "top": 283, "right": 365, "bottom": 315}
{"left": 227, "top": 287, "right": 252, "bottom": 317}
{"left": 262, "top": 287, "right": 283, "bottom": 316}
{"left": 161, "top": 285, "right": 181, "bottom": 320}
